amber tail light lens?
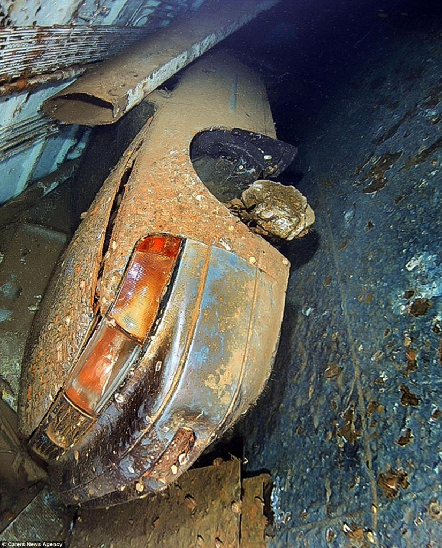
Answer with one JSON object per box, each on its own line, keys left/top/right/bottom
{"left": 65, "top": 322, "right": 138, "bottom": 415}
{"left": 65, "top": 235, "right": 181, "bottom": 415}
{"left": 110, "top": 235, "right": 181, "bottom": 342}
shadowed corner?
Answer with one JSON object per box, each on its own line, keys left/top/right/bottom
{"left": 0, "top": 398, "right": 48, "bottom": 533}
{"left": 278, "top": 228, "right": 320, "bottom": 271}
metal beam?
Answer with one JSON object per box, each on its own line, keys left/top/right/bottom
{"left": 43, "top": 0, "right": 281, "bottom": 126}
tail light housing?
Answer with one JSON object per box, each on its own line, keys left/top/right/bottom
{"left": 65, "top": 235, "right": 181, "bottom": 416}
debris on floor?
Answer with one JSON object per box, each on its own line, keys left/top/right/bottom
{"left": 229, "top": 180, "right": 315, "bottom": 240}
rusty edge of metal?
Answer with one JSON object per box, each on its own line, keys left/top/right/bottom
{"left": 42, "top": 0, "right": 281, "bottom": 126}
{"left": 0, "top": 67, "right": 86, "bottom": 97}
{"left": 0, "top": 25, "right": 154, "bottom": 85}
{"left": 68, "top": 459, "right": 272, "bottom": 547}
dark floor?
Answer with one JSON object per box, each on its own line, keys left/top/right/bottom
{"left": 235, "top": 2, "right": 442, "bottom": 547}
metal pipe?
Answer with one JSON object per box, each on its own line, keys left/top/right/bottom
{"left": 42, "top": 0, "right": 281, "bottom": 126}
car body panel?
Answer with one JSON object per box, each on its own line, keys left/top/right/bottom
{"left": 18, "top": 52, "right": 291, "bottom": 505}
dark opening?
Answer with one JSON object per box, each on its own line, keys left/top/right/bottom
{"left": 44, "top": 93, "right": 115, "bottom": 125}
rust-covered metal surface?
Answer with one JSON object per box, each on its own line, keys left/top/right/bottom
{"left": 18, "top": 52, "right": 292, "bottom": 505}
{"left": 42, "top": 0, "right": 281, "bottom": 125}
{"left": 0, "top": 84, "right": 89, "bottom": 204}
{"left": 0, "top": 0, "right": 276, "bottom": 211}
{"left": 1, "top": 0, "right": 207, "bottom": 27}
{"left": 1, "top": 106, "right": 67, "bottom": 159}
{"left": 241, "top": 473, "right": 272, "bottom": 548}
{"left": 0, "top": 26, "right": 153, "bottom": 84}
{"left": 69, "top": 459, "right": 271, "bottom": 548}
{"left": 0, "top": 66, "right": 86, "bottom": 97}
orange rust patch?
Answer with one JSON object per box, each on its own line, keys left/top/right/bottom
{"left": 404, "top": 347, "right": 418, "bottom": 376}
{"left": 377, "top": 468, "right": 409, "bottom": 499}
{"left": 400, "top": 384, "right": 420, "bottom": 406}
{"left": 397, "top": 428, "right": 413, "bottom": 446}
{"left": 143, "top": 428, "right": 195, "bottom": 480}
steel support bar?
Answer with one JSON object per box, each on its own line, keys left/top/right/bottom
{"left": 43, "top": 0, "right": 281, "bottom": 126}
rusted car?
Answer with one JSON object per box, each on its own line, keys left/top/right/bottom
{"left": 18, "top": 52, "right": 303, "bottom": 506}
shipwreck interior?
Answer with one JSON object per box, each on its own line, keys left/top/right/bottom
{"left": 0, "top": 0, "right": 441, "bottom": 546}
